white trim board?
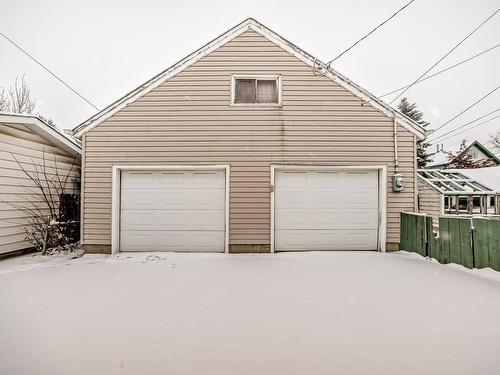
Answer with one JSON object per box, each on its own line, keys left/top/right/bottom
{"left": 270, "top": 164, "right": 387, "bottom": 253}
{"left": 0, "top": 113, "right": 81, "bottom": 156}
{"left": 111, "top": 164, "right": 230, "bottom": 254}
{"left": 73, "top": 18, "right": 425, "bottom": 139}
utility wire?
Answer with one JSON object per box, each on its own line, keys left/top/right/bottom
{"left": 379, "top": 43, "right": 500, "bottom": 98}
{"left": 388, "top": 8, "right": 500, "bottom": 105}
{"left": 0, "top": 32, "right": 99, "bottom": 110}
{"left": 432, "top": 83, "right": 500, "bottom": 133}
{"left": 431, "top": 113, "right": 500, "bottom": 143}
{"left": 429, "top": 107, "right": 500, "bottom": 143}
{"left": 314, "top": 0, "right": 415, "bottom": 75}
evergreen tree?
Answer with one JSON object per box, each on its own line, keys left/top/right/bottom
{"left": 398, "top": 97, "right": 432, "bottom": 168}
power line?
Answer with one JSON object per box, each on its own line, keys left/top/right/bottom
{"left": 429, "top": 107, "right": 500, "bottom": 143}
{"left": 379, "top": 43, "right": 500, "bottom": 98}
{"left": 431, "top": 113, "right": 500, "bottom": 144}
{"left": 0, "top": 32, "right": 99, "bottom": 110}
{"left": 432, "top": 83, "right": 500, "bottom": 133}
{"left": 315, "top": 0, "right": 415, "bottom": 75}
{"left": 388, "top": 8, "right": 500, "bottom": 105}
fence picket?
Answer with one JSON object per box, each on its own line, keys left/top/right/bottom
{"left": 472, "top": 218, "right": 490, "bottom": 269}
{"left": 426, "top": 217, "right": 439, "bottom": 260}
{"left": 448, "top": 218, "right": 461, "bottom": 265}
{"left": 439, "top": 217, "right": 450, "bottom": 264}
{"left": 415, "top": 215, "right": 426, "bottom": 256}
{"left": 486, "top": 220, "right": 500, "bottom": 271}
{"left": 459, "top": 219, "right": 473, "bottom": 269}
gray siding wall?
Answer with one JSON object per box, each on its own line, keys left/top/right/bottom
{"left": 82, "top": 30, "right": 417, "bottom": 251}
{"left": 0, "top": 124, "right": 79, "bottom": 254}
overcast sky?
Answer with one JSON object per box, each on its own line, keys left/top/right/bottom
{"left": 1, "top": 0, "right": 499, "bottom": 150}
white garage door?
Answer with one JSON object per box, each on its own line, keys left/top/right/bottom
{"left": 120, "top": 169, "right": 225, "bottom": 252}
{"left": 274, "top": 169, "right": 379, "bottom": 251}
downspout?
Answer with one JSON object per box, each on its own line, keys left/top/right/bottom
{"left": 393, "top": 116, "right": 399, "bottom": 173}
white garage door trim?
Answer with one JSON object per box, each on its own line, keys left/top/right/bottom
{"left": 270, "top": 165, "right": 387, "bottom": 253}
{"left": 111, "top": 165, "right": 230, "bottom": 254}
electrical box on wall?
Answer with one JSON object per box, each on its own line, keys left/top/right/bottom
{"left": 392, "top": 174, "right": 405, "bottom": 192}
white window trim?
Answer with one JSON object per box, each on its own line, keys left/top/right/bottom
{"left": 230, "top": 74, "right": 282, "bottom": 106}
{"left": 111, "top": 164, "right": 230, "bottom": 254}
{"left": 269, "top": 165, "right": 387, "bottom": 253}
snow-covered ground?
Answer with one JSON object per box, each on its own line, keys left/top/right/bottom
{"left": 1, "top": 250, "right": 499, "bottom": 375}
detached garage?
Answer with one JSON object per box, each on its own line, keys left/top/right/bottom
{"left": 73, "top": 18, "right": 424, "bottom": 254}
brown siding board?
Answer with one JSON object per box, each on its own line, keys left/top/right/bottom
{"left": 82, "top": 30, "right": 416, "bottom": 248}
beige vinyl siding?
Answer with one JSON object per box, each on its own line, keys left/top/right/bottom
{"left": 82, "top": 30, "right": 417, "bottom": 249}
{"left": 417, "top": 177, "right": 443, "bottom": 223}
{"left": 0, "top": 124, "right": 79, "bottom": 254}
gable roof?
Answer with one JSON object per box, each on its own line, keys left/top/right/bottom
{"left": 72, "top": 18, "right": 426, "bottom": 139}
{"left": 0, "top": 112, "right": 81, "bottom": 156}
{"left": 464, "top": 140, "right": 500, "bottom": 164}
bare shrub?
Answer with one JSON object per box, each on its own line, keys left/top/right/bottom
{"left": 8, "top": 151, "right": 80, "bottom": 253}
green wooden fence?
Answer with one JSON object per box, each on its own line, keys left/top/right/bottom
{"left": 400, "top": 212, "right": 500, "bottom": 271}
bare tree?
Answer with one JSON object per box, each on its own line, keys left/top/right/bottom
{"left": 7, "top": 151, "right": 80, "bottom": 253}
{"left": 0, "top": 74, "right": 37, "bottom": 114}
{"left": 491, "top": 131, "right": 500, "bottom": 145}
{"left": 0, "top": 88, "right": 9, "bottom": 112}
{"left": 8, "top": 75, "right": 36, "bottom": 113}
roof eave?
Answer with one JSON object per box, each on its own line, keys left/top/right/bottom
{"left": 0, "top": 113, "right": 81, "bottom": 156}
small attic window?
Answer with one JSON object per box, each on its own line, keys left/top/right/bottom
{"left": 231, "top": 75, "right": 281, "bottom": 105}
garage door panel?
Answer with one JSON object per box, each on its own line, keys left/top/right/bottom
{"left": 122, "top": 172, "right": 155, "bottom": 187}
{"left": 120, "top": 169, "right": 225, "bottom": 252}
{"left": 121, "top": 209, "right": 225, "bottom": 231}
{"left": 158, "top": 170, "right": 225, "bottom": 188}
{"left": 121, "top": 189, "right": 224, "bottom": 210}
{"left": 158, "top": 172, "right": 186, "bottom": 187}
{"left": 345, "top": 172, "right": 378, "bottom": 188}
{"left": 275, "top": 229, "right": 378, "bottom": 251}
{"left": 120, "top": 230, "right": 224, "bottom": 252}
{"left": 346, "top": 210, "right": 379, "bottom": 227}
{"left": 158, "top": 189, "right": 224, "bottom": 210}
{"left": 274, "top": 169, "right": 379, "bottom": 251}
{"left": 344, "top": 190, "right": 378, "bottom": 209}
{"left": 121, "top": 190, "right": 157, "bottom": 209}
{"left": 274, "top": 188, "right": 310, "bottom": 209}
{"left": 314, "top": 171, "right": 340, "bottom": 186}
{"left": 275, "top": 209, "right": 378, "bottom": 230}
{"left": 192, "top": 171, "right": 225, "bottom": 187}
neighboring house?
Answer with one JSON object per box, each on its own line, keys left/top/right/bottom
{"left": 427, "top": 140, "right": 500, "bottom": 169}
{"left": 427, "top": 145, "right": 451, "bottom": 169}
{"left": 417, "top": 169, "right": 499, "bottom": 221}
{"left": 73, "top": 18, "right": 425, "bottom": 254}
{"left": 0, "top": 113, "right": 81, "bottom": 255}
